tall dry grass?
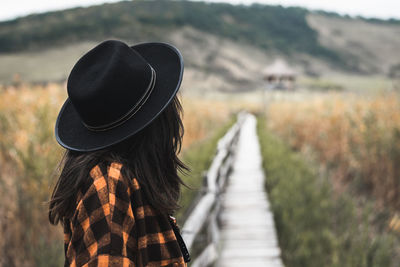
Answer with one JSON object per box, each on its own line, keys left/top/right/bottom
{"left": 0, "top": 84, "right": 65, "bottom": 266}
{"left": 267, "top": 92, "right": 400, "bottom": 211}
{"left": 0, "top": 84, "right": 234, "bottom": 266}
{"left": 181, "top": 98, "right": 233, "bottom": 149}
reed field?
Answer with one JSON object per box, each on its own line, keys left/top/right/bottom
{"left": 2, "top": 81, "right": 400, "bottom": 265}
{"left": 258, "top": 117, "right": 398, "bottom": 267}
{"left": 0, "top": 84, "right": 236, "bottom": 266}
{"left": 257, "top": 90, "right": 400, "bottom": 266}
{"left": 267, "top": 91, "right": 400, "bottom": 211}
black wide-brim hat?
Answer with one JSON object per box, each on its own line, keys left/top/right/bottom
{"left": 55, "top": 40, "right": 183, "bottom": 152}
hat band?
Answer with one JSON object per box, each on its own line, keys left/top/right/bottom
{"left": 84, "top": 65, "right": 156, "bottom": 132}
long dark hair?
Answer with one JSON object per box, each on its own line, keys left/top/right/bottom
{"left": 49, "top": 95, "right": 188, "bottom": 225}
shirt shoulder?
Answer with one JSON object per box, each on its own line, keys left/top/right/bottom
{"left": 64, "top": 161, "right": 188, "bottom": 266}
{"left": 65, "top": 162, "right": 137, "bottom": 266}
{"left": 74, "top": 162, "right": 140, "bottom": 209}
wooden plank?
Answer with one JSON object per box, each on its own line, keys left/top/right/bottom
{"left": 216, "top": 114, "right": 284, "bottom": 267}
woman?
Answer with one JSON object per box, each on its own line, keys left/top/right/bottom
{"left": 48, "top": 40, "right": 191, "bottom": 266}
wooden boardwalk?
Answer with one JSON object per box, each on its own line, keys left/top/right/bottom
{"left": 216, "top": 114, "right": 284, "bottom": 267}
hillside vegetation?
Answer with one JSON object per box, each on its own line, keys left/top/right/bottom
{"left": 0, "top": 0, "right": 336, "bottom": 60}
{"left": 0, "top": 1, "right": 400, "bottom": 86}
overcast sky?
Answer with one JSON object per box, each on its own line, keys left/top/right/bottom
{"left": 1, "top": 0, "right": 400, "bottom": 22}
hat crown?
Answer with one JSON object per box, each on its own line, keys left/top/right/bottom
{"left": 67, "top": 40, "right": 153, "bottom": 129}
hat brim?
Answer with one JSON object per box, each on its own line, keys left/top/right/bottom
{"left": 55, "top": 42, "right": 184, "bottom": 152}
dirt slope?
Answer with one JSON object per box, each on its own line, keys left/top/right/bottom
{"left": 307, "top": 14, "right": 400, "bottom": 75}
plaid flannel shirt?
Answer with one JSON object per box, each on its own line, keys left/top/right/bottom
{"left": 63, "top": 162, "right": 188, "bottom": 267}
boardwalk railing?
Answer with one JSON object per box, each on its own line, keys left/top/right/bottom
{"left": 181, "top": 113, "right": 245, "bottom": 267}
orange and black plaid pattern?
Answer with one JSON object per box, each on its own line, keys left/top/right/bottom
{"left": 63, "top": 162, "right": 187, "bottom": 267}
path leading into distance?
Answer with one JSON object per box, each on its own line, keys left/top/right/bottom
{"left": 216, "top": 113, "right": 284, "bottom": 267}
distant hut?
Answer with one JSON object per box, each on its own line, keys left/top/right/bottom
{"left": 263, "top": 59, "right": 297, "bottom": 90}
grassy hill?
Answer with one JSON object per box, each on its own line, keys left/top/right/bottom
{"left": 0, "top": 1, "right": 338, "bottom": 59}
{"left": 0, "top": 0, "right": 399, "bottom": 86}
